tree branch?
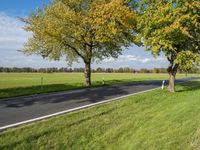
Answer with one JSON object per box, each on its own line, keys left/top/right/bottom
{"left": 63, "top": 41, "right": 85, "bottom": 60}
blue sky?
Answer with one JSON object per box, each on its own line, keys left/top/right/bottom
{"left": 0, "top": 0, "right": 51, "bottom": 16}
{"left": 0, "top": 0, "right": 168, "bottom": 69}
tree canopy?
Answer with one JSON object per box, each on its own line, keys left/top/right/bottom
{"left": 137, "top": 0, "right": 200, "bottom": 92}
{"left": 22, "top": 0, "right": 137, "bottom": 86}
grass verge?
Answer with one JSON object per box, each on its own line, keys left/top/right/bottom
{"left": 0, "top": 80, "right": 200, "bottom": 149}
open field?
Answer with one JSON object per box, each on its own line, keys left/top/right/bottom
{"left": 0, "top": 73, "right": 198, "bottom": 99}
{"left": 0, "top": 80, "right": 200, "bottom": 149}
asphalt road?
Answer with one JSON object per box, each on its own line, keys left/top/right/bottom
{"left": 0, "top": 78, "right": 198, "bottom": 129}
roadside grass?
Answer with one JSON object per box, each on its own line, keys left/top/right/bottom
{"left": 0, "top": 73, "right": 197, "bottom": 99}
{"left": 0, "top": 80, "right": 200, "bottom": 150}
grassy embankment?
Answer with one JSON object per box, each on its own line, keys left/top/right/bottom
{"left": 0, "top": 73, "right": 197, "bottom": 98}
{"left": 0, "top": 80, "right": 200, "bottom": 149}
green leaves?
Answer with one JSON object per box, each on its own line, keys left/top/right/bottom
{"left": 137, "top": 0, "right": 200, "bottom": 72}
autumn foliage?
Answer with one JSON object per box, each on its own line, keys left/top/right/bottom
{"left": 22, "top": 0, "right": 137, "bottom": 86}
{"left": 137, "top": 0, "right": 200, "bottom": 92}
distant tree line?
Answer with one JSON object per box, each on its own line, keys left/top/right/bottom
{"left": 0, "top": 67, "right": 199, "bottom": 74}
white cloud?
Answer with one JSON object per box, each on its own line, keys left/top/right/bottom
{"left": 121, "top": 55, "right": 140, "bottom": 61}
{"left": 0, "top": 12, "right": 31, "bottom": 50}
{"left": 142, "top": 58, "right": 150, "bottom": 63}
{"left": 103, "top": 55, "right": 166, "bottom": 64}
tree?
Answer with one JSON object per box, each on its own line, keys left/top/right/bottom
{"left": 137, "top": 0, "right": 200, "bottom": 92}
{"left": 22, "top": 0, "right": 136, "bottom": 86}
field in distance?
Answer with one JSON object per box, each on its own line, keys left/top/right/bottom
{"left": 0, "top": 73, "right": 198, "bottom": 99}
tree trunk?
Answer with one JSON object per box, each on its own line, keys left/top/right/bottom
{"left": 84, "top": 61, "right": 91, "bottom": 86}
{"left": 167, "top": 64, "right": 178, "bottom": 92}
{"left": 168, "top": 72, "right": 175, "bottom": 92}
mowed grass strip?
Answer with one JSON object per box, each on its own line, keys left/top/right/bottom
{"left": 0, "top": 81, "right": 200, "bottom": 150}
{"left": 0, "top": 73, "right": 197, "bottom": 99}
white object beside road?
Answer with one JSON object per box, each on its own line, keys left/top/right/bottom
{"left": 161, "top": 80, "right": 165, "bottom": 90}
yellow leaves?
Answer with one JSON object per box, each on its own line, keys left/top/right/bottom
{"left": 87, "top": 0, "right": 136, "bottom": 43}
{"left": 139, "top": 0, "right": 200, "bottom": 50}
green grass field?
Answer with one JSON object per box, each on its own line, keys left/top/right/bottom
{"left": 0, "top": 73, "right": 198, "bottom": 99}
{"left": 0, "top": 80, "right": 200, "bottom": 149}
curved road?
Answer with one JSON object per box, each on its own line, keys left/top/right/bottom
{"left": 0, "top": 78, "right": 198, "bottom": 130}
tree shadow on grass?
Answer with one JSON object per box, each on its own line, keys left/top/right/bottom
{"left": 176, "top": 81, "right": 200, "bottom": 93}
{"left": 0, "top": 83, "right": 83, "bottom": 99}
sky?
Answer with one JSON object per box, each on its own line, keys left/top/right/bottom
{"left": 0, "top": 0, "right": 169, "bottom": 69}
